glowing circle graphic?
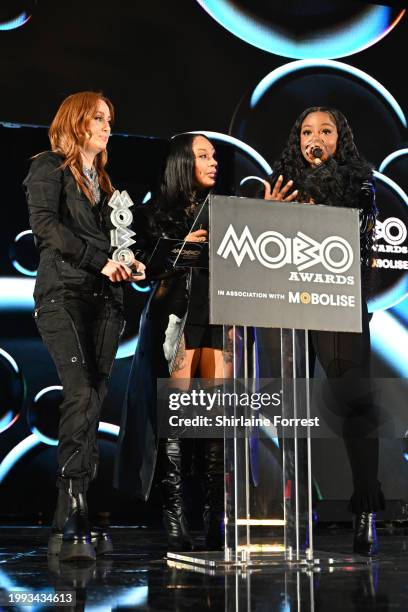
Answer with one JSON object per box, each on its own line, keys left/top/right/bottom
{"left": 368, "top": 172, "right": 408, "bottom": 313}
{"left": 196, "top": 1, "right": 405, "bottom": 59}
{"left": 379, "top": 149, "right": 408, "bottom": 196}
{"left": 0, "top": 422, "right": 119, "bottom": 484}
{"left": 0, "top": 1, "right": 36, "bottom": 31}
{"left": 9, "top": 229, "right": 38, "bottom": 277}
{"left": 379, "top": 148, "right": 408, "bottom": 174}
{"left": 250, "top": 60, "right": 406, "bottom": 128}
{"left": 131, "top": 282, "right": 152, "bottom": 293}
{"left": 28, "top": 385, "right": 62, "bottom": 445}
{"left": 187, "top": 131, "right": 272, "bottom": 175}
{"left": 0, "top": 348, "right": 24, "bottom": 434}
{"left": 0, "top": 12, "right": 31, "bottom": 31}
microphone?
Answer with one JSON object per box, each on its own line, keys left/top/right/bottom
{"left": 311, "top": 146, "right": 323, "bottom": 159}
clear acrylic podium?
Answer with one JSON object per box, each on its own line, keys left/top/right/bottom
{"left": 167, "top": 326, "right": 318, "bottom": 570}
{"left": 222, "top": 325, "right": 315, "bottom": 568}
{"left": 167, "top": 195, "right": 363, "bottom": 571}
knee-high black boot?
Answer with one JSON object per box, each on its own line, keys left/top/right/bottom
{"left": 159, "top": 438, "right": 193, "bottom": 552}
{"left": 203, "top": 439, "right": 225, "bottom": 551}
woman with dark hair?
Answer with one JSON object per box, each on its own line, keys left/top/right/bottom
{"left": 265, "top": 106, "right": 383, "bottom": 556}
{"left": 115, "top": 133, "right": 229, "bottom": 551}
{"left": 24, "top": 91, "right": 145, "bottom": 562}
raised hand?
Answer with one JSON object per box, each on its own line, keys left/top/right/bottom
{"left": 264, "top": 176, "right": 299, "bottom": 202}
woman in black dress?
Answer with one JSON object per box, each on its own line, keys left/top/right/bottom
{"left": 265, "top": 106, "right": 384, "bottom": 556}
{"left": 115, "top": 133, "right": 230, "bottom": 550}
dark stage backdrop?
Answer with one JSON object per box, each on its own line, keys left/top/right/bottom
{"left": 0, "top": 0, "right": 407, "bottom": 522}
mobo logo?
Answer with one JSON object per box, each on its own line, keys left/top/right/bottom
{"left": 217, "top": 225, "right": 354, "bottom": 274}
{"left": 109, "top": 190, "right": 136, "bottom": 265}
{"left": 375, "top": 217, "right": 407, "bottom": 246}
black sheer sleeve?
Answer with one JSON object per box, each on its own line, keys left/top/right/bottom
{"left": 358, "top": 180, "right": 377, "bottom": 267}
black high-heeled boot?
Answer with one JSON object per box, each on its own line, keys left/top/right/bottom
{"left": 56, "top": 487, "right": 95, "bottom": 562}
{"left": 353, "top": 512, "right": 378, "bottom": 556}
{"left": 159, "top": 438, "right": 193, "bottom": 552}
{"left": 203, "top": 439, "right": 225, "bottom": 551}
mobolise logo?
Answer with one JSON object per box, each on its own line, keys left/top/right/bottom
{"left": 217, "top": 225, "right": 354, "bottom": 274}
{"left": 289, "top": 291, "right": 355, "bottom": 307}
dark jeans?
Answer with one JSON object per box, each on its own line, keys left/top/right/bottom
{"left": 309, "top": 300, "right": 385, "bottom": 513}
{"left": 35, "top": 292, "right": 123, "bottom": 495}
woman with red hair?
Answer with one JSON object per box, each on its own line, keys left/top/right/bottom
{"left": 24, "top": 91, "right": 145, "bottom": 561}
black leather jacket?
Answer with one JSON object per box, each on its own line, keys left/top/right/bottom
{"left": 24, "top": 151, "right": 122, "bottom": 305}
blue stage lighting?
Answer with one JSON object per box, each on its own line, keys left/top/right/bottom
{"left": 240, "top": 176, "right": 268, "bottom": 186}
{"left": 374, "top": 171, "right": 408, "bottom": 203}
{"left": 116, "top": 335, "right": 138, "bottom": 360}
{"left": 250, "top": 60, "right": 407, "bottom": 128}
{"left": 11, "top": 230, "right": 37, "bottom": 277}
{"left": 98, "top": 421, "right": 119, "bottom": 437}
{"left": 196, "top": 1, "right": 404, "bottom": 60}
{"left": 0, "top": 347, "right": 19, "bottom": 374}
{"left": 33, "top": 385, "right": 62, "bottom": 403}
{"left": 30, "top": 427, "right": 58, "bottom": 446}
{"left": 370, "top": 310, "right": 408, "bottom": 377}
{"left": 0, "top": 411, "right": 13, "bottom": 433}
{"left": 379, "top": 148, "right": 408, "bottom": 174}
{"left": 0, "top": 278, "right": 35, "bottom": 311}
{"left": 131, "top": 282, "right": 151, "bottom": 293}
{"left": 0, "top": 12, "right": 31, "bottom": 31}
{"left": 393, "top": 299, "right": 408, "bottom": 325}
{"left": 0, "top": 434, "right": 40, "bottom": 484}
{"left": 187, "top": 131, "right": 272, "bottom": 175}
{"left": 369, "top": 276, "right": 408, "bottom": 313}
{"left": 0, "top": 420, "right": 120, "bottom": 485}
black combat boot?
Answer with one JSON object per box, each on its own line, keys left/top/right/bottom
{"left": 48, "top": 490, "right": 112, "bottom": 558}
{"left": 48, "top": 486, "right": 95, "bottom": 562}
{"left": 48, "top": 489, "right": 71, "bottom": 556}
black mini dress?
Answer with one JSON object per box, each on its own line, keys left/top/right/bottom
{"left": 183, "top": 198, "right": 223, "bottom": 350}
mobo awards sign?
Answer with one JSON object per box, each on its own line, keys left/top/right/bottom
{"left": 209, "top": 196, "right": 362, "bottom": 332}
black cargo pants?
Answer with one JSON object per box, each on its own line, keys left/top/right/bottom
{"left": 34, "top": 291, "right": 124, "bottom": 495}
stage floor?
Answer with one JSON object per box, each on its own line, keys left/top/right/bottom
{"left": 0, "top": 526, "right": 406, "bottom": 610}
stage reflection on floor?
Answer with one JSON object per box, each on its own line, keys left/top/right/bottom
{"left": 0, "top": 526, "right": 406, "bottom": 611}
